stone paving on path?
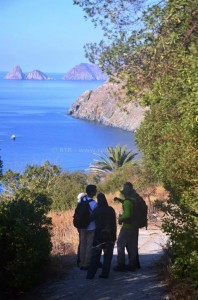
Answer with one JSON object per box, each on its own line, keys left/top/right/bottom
{"left": 28, "top": 229, "right": 169, "bottom": 300}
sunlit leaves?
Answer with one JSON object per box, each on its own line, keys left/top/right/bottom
{"left": 89, "top": 144, "right": 137, "bottom": 174}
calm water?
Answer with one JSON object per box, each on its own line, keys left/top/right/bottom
{"left": 0, "top": 74, "right": 137, "bottom": 173}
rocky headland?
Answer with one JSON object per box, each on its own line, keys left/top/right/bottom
{"left": 67, "top": 81, "right": 148, "bottom": 131}
{"left": 63, "top": 63, "right": 108, "bottom": 81}
{"left": 4, "top": 66, "right": 52, "bottom": 80}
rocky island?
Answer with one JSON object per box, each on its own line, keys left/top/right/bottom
{"left": 67, "top": 81, "right": 148, "bottom": 131}
{"left": 25, "top": 70, "right": 52, "bottom": 80}
{"left": 63, "top": 63, "right": 108, "bottom": 81}
{"left": 4, "top": 66, "right": 52, "bottom": 80}
{"left": 4, "top": 66, "right": 25, "bottom": 80}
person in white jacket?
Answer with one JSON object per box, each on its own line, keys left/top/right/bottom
{"left": 79, "top": 185, "right": 97, "bottom": 270}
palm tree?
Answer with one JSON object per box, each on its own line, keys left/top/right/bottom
{"left": 89, "top": 144, "right": 137, "bottom": 174}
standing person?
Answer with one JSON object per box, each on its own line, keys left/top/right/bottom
{"left": 114, "top": 196, "right": 141, "bottom": 269}
{"left": 76, "top": 192, "right": 87, "bottom": 267}
{"left": 86, "top": 193, "right": 117, "bottom": 279}
{"left": 114, "top": 182, "right": 140, "bottom": 272}
{"left": 79, "top": 185, "right": 97, "bottom": 271}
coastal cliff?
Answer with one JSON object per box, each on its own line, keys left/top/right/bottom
{"left": 4, "top": 66, "right": 52, "bottom": 80}
{"left": 67, "top": 81, "right": 148, "bottom": 131}
{"left": 63, "top": 63, "right": 108, "bottom": 81}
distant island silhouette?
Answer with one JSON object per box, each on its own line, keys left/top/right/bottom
{"left": 4, "top": 63, "right": 108, "bottom": 81}
{"left": 63, "top": 63, "right": 108, "bottom": 81}
{"left": 4, "top": 66, "right": 52, "bottom": 80}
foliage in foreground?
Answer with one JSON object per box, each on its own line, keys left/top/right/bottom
{"left": 0, "top": 191, "right": 52, "bottom": 292}
{"left": 1, "top": 161, "right": 87, "bottom": 211}
{"left": 0, "top": 161, "right": 88, "bottom": 294}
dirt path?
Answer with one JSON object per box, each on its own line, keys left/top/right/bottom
{"left": 28, "top": 229, "right": 168, "bottom": 300}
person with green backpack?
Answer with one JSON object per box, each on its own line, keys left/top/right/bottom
{"left": 113, "top": 182, "right": 147, "bottom": 272}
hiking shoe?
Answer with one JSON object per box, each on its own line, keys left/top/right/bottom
{"left": 80, "top": 266, "right": 89, "bottom": 271}
{"left": 135, "top": 263, "right": 141, "bottom": 269}
{"left": 113, "top": 265, "right": 126, "bottom": 272}
{"left": 99, "top": 274, "right": 108, "bottom": 279}
{"left": 126, "top": 265, "right": 137, "bottom": 272}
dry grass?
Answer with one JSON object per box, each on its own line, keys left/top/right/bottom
{"left": 49, "top": 210, "right": 79, "bottom": 256}
{"left": 46, "top": 210, "right": 79, "bottom": 279}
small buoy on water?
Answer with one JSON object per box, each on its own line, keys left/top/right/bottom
{"left": 11, "top": 134, "right": 16, "bottom": 140}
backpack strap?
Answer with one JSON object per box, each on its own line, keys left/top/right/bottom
{"left": 88, "top": 199, "right": 95, "bottom": 211}
{"left": 83, "top": 197, "right": 95, "bottom": 213}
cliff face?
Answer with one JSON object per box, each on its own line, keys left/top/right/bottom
{"left": 4, "top": 66, "right": 52, "bottom": 80}
{"left": 63, "top": 63, "right": 108, "bottom": 81}
{"left": 67, "top": 81, "right": 148, "bottom": 131}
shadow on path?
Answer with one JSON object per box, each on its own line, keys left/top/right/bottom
{"left": 26, "top": 230, "right": 168, "bottom": 300}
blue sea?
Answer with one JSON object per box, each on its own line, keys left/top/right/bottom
{"left": 0, "top": 73, "right": 137, "bottom": 173}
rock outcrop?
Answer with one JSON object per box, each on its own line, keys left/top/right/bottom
{"left": 4, "top": 66, "right": 53, "bottom": 80}
{"left": 67, "top": 81, "right": 148, "bottom": 131}
{"left": 63, "top": 63, "right": 108, "bottom": 81}
{"left": 25, "top": 70, "right": 52, "bottom": 80}
{"left": 4, "top": 65, "right": 25, "bottom": 80}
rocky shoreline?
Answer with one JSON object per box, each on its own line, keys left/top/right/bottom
{"left": 67, "top": 81, "right": 148, "bottom": 131}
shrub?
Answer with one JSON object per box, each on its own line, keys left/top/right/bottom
{"left": 2, "top": 162, "right": 87, "bottom": 212}
{"left": 0, "top": 191, "right": 52, "bottom": 293}
{"left": 97, "top": 163, "right": 157, "bottom": 194}
{"left": 161, "top": 196, "right": 198, "bottom": 288}
{"left": 50, "top": 171, "right": 87, "bottom": 211}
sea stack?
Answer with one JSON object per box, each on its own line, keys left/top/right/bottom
{"left": 4, "top": 65, "right": 25, "bottom": 80}
{"left": 25, "top": 70, "right": 52, "bottom": 80}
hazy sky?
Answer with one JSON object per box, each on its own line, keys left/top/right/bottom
{"left": 0, "top": 0, "right": 104, "bottom": 73}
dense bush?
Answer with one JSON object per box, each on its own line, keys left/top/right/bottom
{"left": 97, "top": 163, "right": 157, "bottom": 194}
{"left": 161, "top": 195, "right": 198, "bottom": 287}
{"left": 135, "top": 0, "right": 198, "bottom": 286}
{"left": 0, "top": 191, "right": 52, "bottom": 292}
{"left": 49, "top": 171, "right": 87, "bottom": 211}
{"left": 2, "top": 162, "right": 87, "bottom": 212}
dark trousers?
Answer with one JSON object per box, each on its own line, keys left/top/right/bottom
{"left": 87, "top": 242, "right": 115, "bottom": 278}
{"left": 126, "top": 244, "right": 140, "bottom": 268}
{"left": 77, "top": 229, "right": 80, "bottom": 267}
{"left": 117, "top": 227, "right": 139, "bottom": 267}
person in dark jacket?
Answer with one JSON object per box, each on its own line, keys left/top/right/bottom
{"left": 86, "top": 193, "right": 117, "bottom": 279}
